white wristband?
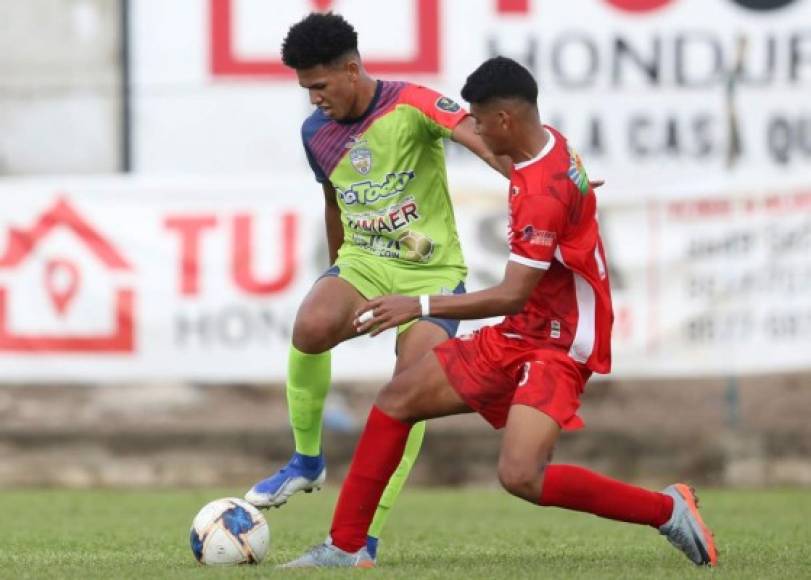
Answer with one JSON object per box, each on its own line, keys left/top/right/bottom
{"left": 419, "top": 295, "right": 431, "bottom": 317}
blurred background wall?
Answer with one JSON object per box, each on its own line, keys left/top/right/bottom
{"left": 1, "top": 0, "right": 809, "bottom": 488}
{"left": 0, "top": 0, "right": 123, "bottom": 174}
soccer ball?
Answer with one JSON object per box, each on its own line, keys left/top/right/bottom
{"left": 189, "top": 497, "right": 270, "bottom": 566}
{"left": 398, "top": 230, "right": 434, "bottom": 262}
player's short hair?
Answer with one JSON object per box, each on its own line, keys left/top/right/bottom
{"left": 461, "top": 56, "right": 538, "bottom": 106}
{"left": 281, "top": 12, "right": 359, "bottom": 70}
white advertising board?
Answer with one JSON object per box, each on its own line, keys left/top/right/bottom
{"left": 131, "top": 0, "right": 811, "bottom": 195}
{"left": 1, "top": 175, "right": 809, "bottom": 381}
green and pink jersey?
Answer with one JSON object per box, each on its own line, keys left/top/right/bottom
{"left": 302, "top": 81, "right": 467, "bottom": 276}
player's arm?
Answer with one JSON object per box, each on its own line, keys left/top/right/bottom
{"left": 354, "top": 260, "right": 545, "bottom": 336}
{"left": 453, "top": 118, "right": 607, "bottom": 187}
{"left": 322, "top": 182, "right": 343, "bottom": 265}
{"left": 451, "top": 116, "right": 512, "bottom": 178}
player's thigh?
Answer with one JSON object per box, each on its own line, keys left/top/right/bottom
{"left": 393, "top": 319, "right": 451, "bottom": 376}
{"left": 292, "top": 275, "right": 366, "bottom": 353}
{"left": 377, "top": 351, "right": 471, "bottom": 422}
{"left": 391, "top": 268, "right": 466, "bottom": 375}
{"left": 499, "top": 405, "right": 560, "bottom": 484}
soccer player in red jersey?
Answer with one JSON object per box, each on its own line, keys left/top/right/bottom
{"left": 282, "top": 56, "right": 719, "bottom": 569}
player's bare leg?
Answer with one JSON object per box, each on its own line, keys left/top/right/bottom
{"left": 245, "top": 276, "right": 366, "bottom": 508}
{"left": 501, "top": 405, "right": 717, "bottom": 566}
{"left": 292, "top": 275, "right": 368, "bottom": 354}
{"left": 498, "top": 405, "right": 559, "bottom": 502}
{"left": 365, "top": 321, "right": 453, "bottom": 558}
{"left": 377, "top": 349, "right": 473, "bottom": 422}
{"left": 283, "top": 351, "right": 471, "bottom": 567}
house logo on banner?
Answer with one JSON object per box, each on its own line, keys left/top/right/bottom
{"left": 0, "top": 198, "right": 135, "bottom": 353}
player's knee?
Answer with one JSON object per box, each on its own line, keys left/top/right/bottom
{"left": 497, "top": 457, "right": 539, "bottom": 501}
{"left": 292, "top": 309, "right": 339, "bottom": 353}
{"left": 376, "top": 376, "right": 417, "bottom": 422}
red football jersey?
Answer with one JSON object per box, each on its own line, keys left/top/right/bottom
{"left": 496, "top": 126, "right": 613, "bottom": 374}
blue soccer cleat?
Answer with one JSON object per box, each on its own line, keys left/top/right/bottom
{"left": 244, "top": 452, "right": 326, "bottom": 508}
{"left": 280, "top": 537, "right": 375, "bottom": 569}
{"left": 659, "top": 483, "right": 719, "bottom": 567}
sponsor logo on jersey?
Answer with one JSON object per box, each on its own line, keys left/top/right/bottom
{"left": 522, "top": 225, "right": 556, "bottom": 247}
{"left": 566, "top": 146, "right": 590, "bottom": 195}
{"left": 350, "top": 230, "right": 434, "bottom": 263}
{"left": 338, "top": 171, "right": 416, "bottom": 206}
{"left": 346, "top": 136, "right": 372, "bottom": 175}
{"left": 346, "top": 197, "right": 421, "bottom": 235}
{"left": 435, "top": 96, "right": 461, "bottom": 113}
{"left": 351, "top": 233, "right": 401, "bottom": 259}
{"left": 397, "top": 229, "right": 434, "bottom": 262}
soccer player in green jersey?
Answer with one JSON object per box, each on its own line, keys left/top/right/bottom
{"left": 244, "top": 12, "right": 511, "bottom": 559}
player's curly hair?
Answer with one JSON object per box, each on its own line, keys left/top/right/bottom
{"left": 281, "top": 12, "right": 358, "bottom": 70}
{"left": 461, "top": 56, "right": 538, "bottom": 106}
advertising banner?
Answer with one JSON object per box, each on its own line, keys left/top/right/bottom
{"left": 1, "top": 176, "right": 809, "bottom": 381}
{"left": 131, "top": 0, "right": 811, "bottom": 194}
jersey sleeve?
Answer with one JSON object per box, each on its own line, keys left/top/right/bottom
{"left": 399, "top": 84, "right": 468, "bottom": 140}
{"left": 302, "top": 140, "right": 328, "bottom": 184}
{"left": 508, "top": 194, "right": 568, "bottom": 270}
{"left": 301, "top": 117, "right": 328, "bottom": 184}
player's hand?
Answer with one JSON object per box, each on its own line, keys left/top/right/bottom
{"left": 589, "top": 179, "right": 605, "bottom": 188}
{"left": 354, "top": 295, "right": 422, "bottom": 337}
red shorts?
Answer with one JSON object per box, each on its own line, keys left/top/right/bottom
{"left": 433, "top": 326, "right": 591, "bottom": 430}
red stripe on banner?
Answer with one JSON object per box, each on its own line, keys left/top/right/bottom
{"left": 210, "top": 0, "right": 440, "bottom": 76}
{"left": 498, "top": 0, "right": 530, "bottom": 13}
{"left": 0, "top": 289, "right": 135, "bottom": 353}
{"left": 311, "top": 0, "right": 334, "bottom": 11}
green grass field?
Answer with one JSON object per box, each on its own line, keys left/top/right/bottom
{"left": 0, "top": 487, "right": 808, "bottom": 579}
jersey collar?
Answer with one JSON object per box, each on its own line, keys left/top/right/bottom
{"left": 337, "top": 80, "right": 383, "bottom": 125}
{"left": 513, "top": 128, "right": 556, "bottom": 170}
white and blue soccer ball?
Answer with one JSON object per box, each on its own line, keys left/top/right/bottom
{"left": 189, "top": 497, "right": 270, "bottom": 566}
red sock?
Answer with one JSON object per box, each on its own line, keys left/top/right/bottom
{"left": 538, "top": 465, "right": 673, "bottom": 528}
{"left": 330, "top": 406, "right": 412, "bottom": 552}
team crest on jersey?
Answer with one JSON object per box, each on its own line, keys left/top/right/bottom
{"left": 435, "top": 96, "right": 461, "bottom": 113}
{"left": 346, "top": 136, "right": 372, "bottom": 175}
{"left": 566, "top": 146, "right": 590, "bottom": 195}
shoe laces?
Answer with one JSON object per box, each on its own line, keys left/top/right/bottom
{"left": 667, "top": 525, "right": 689, "bottom": 547}
{"left": 664, "top": 513, "right": 694, "bottom": 551}
{"left": 308, "top": 543, "right": 329, "bottom": 554}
